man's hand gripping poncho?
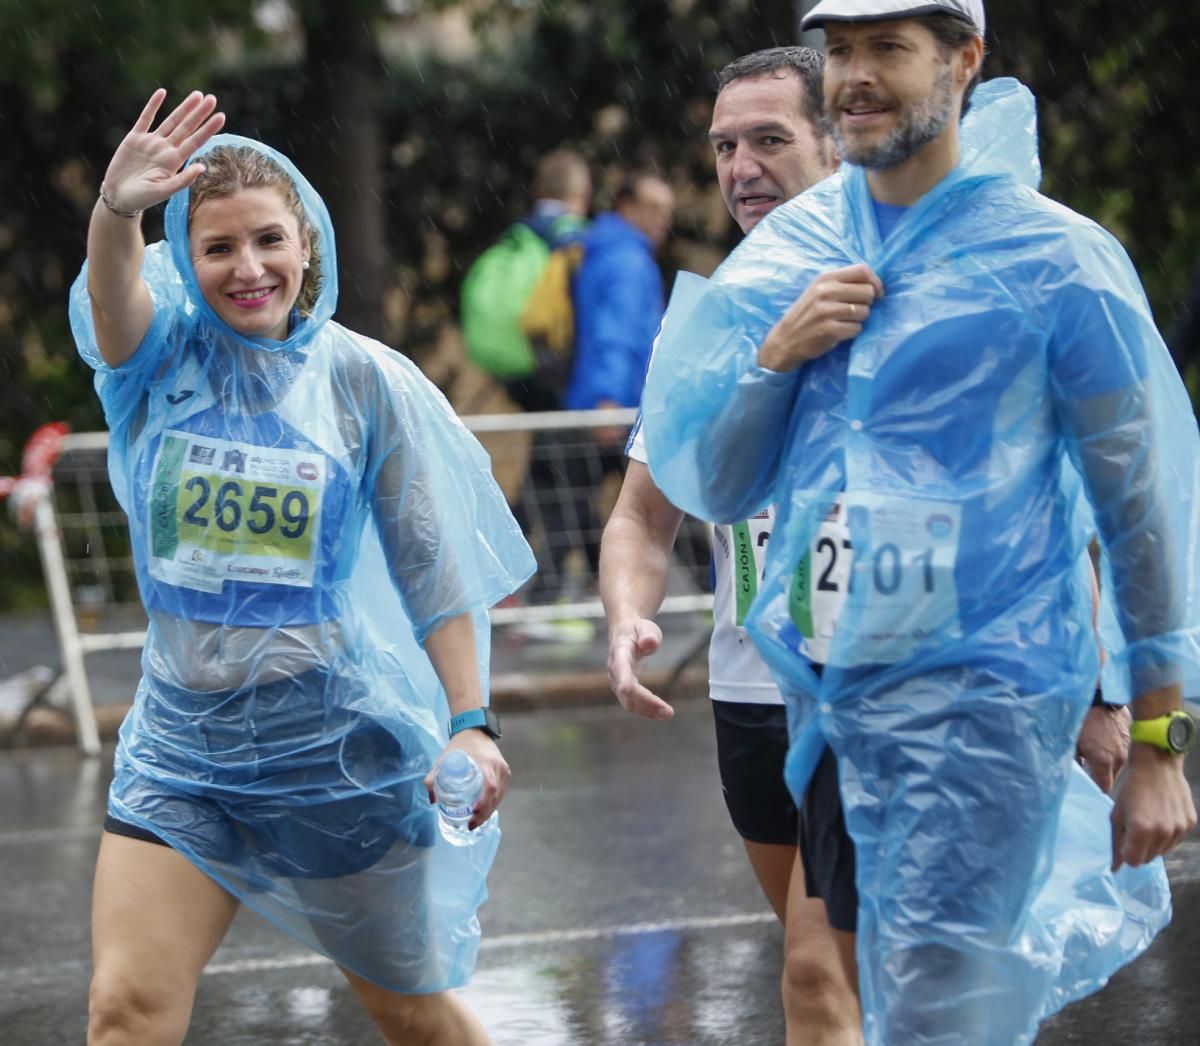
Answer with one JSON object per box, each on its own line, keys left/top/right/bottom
{"left": 642, "top": 79, "right": 1196, "bottom": 1044}
{"left": 70, "top": 134, "right": 535, "bottom": 993}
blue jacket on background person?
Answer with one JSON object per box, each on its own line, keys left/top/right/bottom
{"left": 565, "top": 211, "right": 665, "bottom": 410}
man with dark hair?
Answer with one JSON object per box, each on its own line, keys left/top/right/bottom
{"left": 715, "top": 45, "right": 829, "bottom": 126}
{"left": 640, "top": 0, "right": 1197, "bottom": 1041}
{"left": 601, "top": 48, "right": 863, "bottom": 1045}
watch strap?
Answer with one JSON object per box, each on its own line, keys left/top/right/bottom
{"left": 449, "top": 707, "right": 501, "bottom": 740}
{"left": 1130, "top": 711, "right": 1194, "bottom": 753}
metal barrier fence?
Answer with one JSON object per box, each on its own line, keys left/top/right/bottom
{"left": 20, "top": 408, "right": 713, "bottom": 754}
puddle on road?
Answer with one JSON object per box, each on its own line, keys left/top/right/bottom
{"left": 464, "top": 928, "right": 784, "bottom": 1045}
{"left": 285, "top": 985, "right": 334, "bottom": 1021}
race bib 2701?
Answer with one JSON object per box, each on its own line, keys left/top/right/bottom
{"left": 790, "top": 493, "right": 962, "bottom": 667}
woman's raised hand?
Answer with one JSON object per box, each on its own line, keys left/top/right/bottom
{"left": 101, "top": 89, "right": 225, "bottom": 215}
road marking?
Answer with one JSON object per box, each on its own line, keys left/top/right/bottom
{"left": 202, "top": 913, "right": 778, "bottom": 977}
{"left": 480, "top": 912, "right": 778, "bottom": 949}
{"left": 0, "top": 912, "right": 779, "bottom": 984}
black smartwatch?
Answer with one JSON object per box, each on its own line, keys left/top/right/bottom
{"left": 449, "top": 707, "right": 502, "bottom": 741}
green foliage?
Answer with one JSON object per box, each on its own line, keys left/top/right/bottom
{"left": 0, "top": 0, "right": 262, "bottom": 609}
{"left": 374, "top": 0, "right": 796, "bottom": 349}
{"left": 369, "top": 0, "right": 1200, "bottom": 353}
{"left": 0, "top": 0, "right": 262, "bottom": 104}
{"left": 2, "top": 0, "right": 1199, "bottom": 613}
{"left": 0, "top": 0, "right": 265, "bottom": 467}
{"left": 987, "top": 2, "right": 1200, "bottom": 323}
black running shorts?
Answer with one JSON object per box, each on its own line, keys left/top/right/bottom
{"left": 711, "top": 699, "right": 799, "bottom": 846}
{"left": 799, "top": 745, "right": 858, "bottom": 932}
{"left": 711, "top": 697, "right": 858, "bottom": 930}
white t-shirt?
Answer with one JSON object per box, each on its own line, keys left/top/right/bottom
{"left": 626, "top": 419, "right": 782, "bottom": 705}
{"left": 627, "top": 271, "right": 853, "bottom": 702}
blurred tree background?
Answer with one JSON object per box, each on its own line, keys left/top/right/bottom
{"left": 1, "top": 0, "right": 1198, "bottom": 609}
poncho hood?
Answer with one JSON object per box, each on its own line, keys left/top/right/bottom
{"left": 857, "top": 76, "right": 1041, "bottom": 256}
{"left": 790, "top": 77, "right": 1042, "bottom": 271}
{"left": 164, "top": 133, "right": 339, "bottom": 354}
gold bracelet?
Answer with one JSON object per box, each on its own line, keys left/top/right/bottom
{"left": 98, "top": 182, "right": 142, "bottom": 219}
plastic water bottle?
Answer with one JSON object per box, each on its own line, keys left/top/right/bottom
{"left": 435, "top": 750, "right": 483, "bottom": 846}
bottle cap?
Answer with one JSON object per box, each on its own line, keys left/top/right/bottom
{"left": 438, "top": 749, "right": 476, "bottom": 783}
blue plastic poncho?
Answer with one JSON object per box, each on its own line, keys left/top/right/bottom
{"left": 70, "top": 134, "right": 535, "bottom": 992}
{"left": 642, "top": 80, "right": 1194, "bottom": 1043}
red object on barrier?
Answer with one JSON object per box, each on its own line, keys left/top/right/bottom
{"left": 20, "top": 421, "right": 72, "bottom": 477}
{"left": 0, "top": 422, "right": 71, "bottom": 527}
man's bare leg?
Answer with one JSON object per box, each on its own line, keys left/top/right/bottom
{"left": 781, "top": 854, "right": 863, "bottom": 1046}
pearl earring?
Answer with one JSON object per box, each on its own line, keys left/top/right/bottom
{"left": 302, "top": 261, "right": 310, "bottom": 270}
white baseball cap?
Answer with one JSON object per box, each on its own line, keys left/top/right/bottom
{"left": 801, "top": 0, "right": 985, "bottom": 35}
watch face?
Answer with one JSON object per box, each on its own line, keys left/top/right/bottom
{"left": 484, "top": 708, "right": 502, "bottom": 740}
{"left": 1167, "top": 714, "right": 1197, "bottom": 753}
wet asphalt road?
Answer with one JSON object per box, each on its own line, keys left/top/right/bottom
{"left": 1, "top": 695, "right": 1199, "bottom": 1044}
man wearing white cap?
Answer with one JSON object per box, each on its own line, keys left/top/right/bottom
{"left": 638, "top": 0, "right": 1198, "bottom": 1042}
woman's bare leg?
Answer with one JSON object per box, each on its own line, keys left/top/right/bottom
{"left": 89, "top": 831, "right": 239, "bottom": 1046}
{"left": 340, "top": 966, "right": 492, "bottom": 1046}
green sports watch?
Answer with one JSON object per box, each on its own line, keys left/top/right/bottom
{"left": 449, "top": 707, "right": 502, "bottom": 741}
{"left": 1130, "top": 711, "right": 1197, "bottom": 755}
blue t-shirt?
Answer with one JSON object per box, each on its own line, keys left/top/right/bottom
{"left": 872, "top": 199, "right": 909, "bottom": 242}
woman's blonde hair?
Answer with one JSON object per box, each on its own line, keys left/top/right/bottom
{"left": 187, "top": 146, "right": 323, "bottom": 316}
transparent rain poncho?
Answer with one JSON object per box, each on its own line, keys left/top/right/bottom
{"left": 642, "top": 80, "right": 1194, "bottom": 1043}
{"left": 69, "top": 134, "right": 534, "bottom": 992}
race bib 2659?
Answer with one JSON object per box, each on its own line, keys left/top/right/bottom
{"left": 147, "top": 431, "right": 325, "bottom": 594}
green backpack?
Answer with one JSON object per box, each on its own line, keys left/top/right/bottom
{"left": 461, "top": 216, "right": 585, "bottom": 380}
{"left": 461, "top": 224, "right": 549, "bottom": 379}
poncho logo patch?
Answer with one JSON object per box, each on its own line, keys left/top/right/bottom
{"left": 147, "top": 430, "right": 325, "bottom": 594}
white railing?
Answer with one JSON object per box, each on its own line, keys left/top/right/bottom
{"left": 24, "top": 409, "right": 713, "bottom": 754}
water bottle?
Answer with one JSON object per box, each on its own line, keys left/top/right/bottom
{"left": 435, "top": 750, "right": 484, "bottom": 846}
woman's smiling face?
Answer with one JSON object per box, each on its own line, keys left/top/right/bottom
{"left": 190, "top": 186, "right": 310, "bottom": 342}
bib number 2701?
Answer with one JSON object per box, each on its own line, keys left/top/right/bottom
{"left": 814, "top": 536, "right": 937, "bottom": 597}
{"left": 791, "top": 494, "right": 961, "bottom": 667}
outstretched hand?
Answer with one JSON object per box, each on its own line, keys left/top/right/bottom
{"left": 608, "top": 617, "right": 674, "bottom": 720}
{"left": 101, "top": 89, "right": 225, "bottom": 215}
